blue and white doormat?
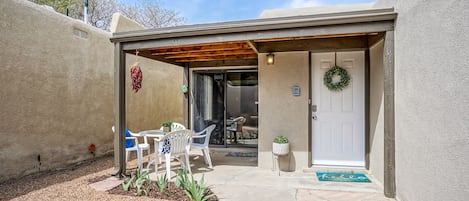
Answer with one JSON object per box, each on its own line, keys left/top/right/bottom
{"left": 316, "top": 172, "right": 371, "bottom": 183}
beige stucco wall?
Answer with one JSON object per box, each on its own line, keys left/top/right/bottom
{"left": 369, "top": 40, "right": 385, "bottom": 187}
{"left": 374, "top": 1, "right": 469, "bottom": 201}
{"left": 0, "top": 0, "right": 182, "bottom": 182}
{"left": 0, "top": 0, "right": 113, "bottom": 181}
{"left": 125, "top": 55, "right": 184, "bottom": 131}
{"left": 258, "top": 52, "right": 310, "bottom": 170}
{"left": 111, "top": 13, "right": 185, "bottom": 131}
{"left": 110, "top": 13, "right": 145, "bottom": 33}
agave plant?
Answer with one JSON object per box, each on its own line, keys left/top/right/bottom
{"left": 122, "top": 175, "right": 135, "bottom": 191}
{"left": 156, "top": 174, "right": 168, "bottom": 192}
{"left": 175, "top": 170, "right": 190, "bottom": 189}
{"left": 122, "top": 170, "right": 150, "bottom": 196}
{"left": 184, "top": 175, "right": 215, "bottom": 201}
{"left": 134, "top": 171, "right": 150, "bottom": 196}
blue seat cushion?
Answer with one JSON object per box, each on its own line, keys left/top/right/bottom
{"left": 125, "top": 128, "right": 135, "bottom": 148}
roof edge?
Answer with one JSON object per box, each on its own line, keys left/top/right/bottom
{"left": 111, "top": 7, "right": 395, "bottom": 43}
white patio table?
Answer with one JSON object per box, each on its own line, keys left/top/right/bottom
{"left": 138, "top": 129, "right": 166, "bottom": 172}
{"left": 139, "top": 129, "right": 166, "bottom": 139}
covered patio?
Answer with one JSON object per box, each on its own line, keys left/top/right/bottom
{"left": 110, "top": 7, "right": 397, "bottom": 198}
{"left": 1, "top": 149, "right": 394, "bottom": 201}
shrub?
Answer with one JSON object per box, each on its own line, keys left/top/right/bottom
{"left": 161, "top": 121, "right": 172, "bottom": 127}
{"left": 273, "top": 136, "right": 289, "bottom": 144}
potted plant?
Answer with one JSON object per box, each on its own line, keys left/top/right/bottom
{"left": 161, "top": 121, "right": 172, "bottom": 132}
{"left": 272, "top": 135, "right": 289, "bottom": 155}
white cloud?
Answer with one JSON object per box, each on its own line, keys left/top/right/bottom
{"left": 285, "top": 0, "right": 323, "bottom": 8}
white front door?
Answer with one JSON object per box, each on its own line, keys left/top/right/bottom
{"left": 311, "top": 51, "right": 365, "bottom": 167}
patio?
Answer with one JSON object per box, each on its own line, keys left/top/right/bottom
{"left": 1, "top": 149, "right": 393, "bottom": 201}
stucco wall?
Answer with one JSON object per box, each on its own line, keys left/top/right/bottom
{"left": 258, "top": 52, "right": 310, "bottom": 170}
{"left": 0, "top": 0, "right": 113, "bottom": 181}
{"left": 375, "top": 1, "right": 469, "bottom": 200}
{"left": 0, "top": 0, "right": 182, "bottom": 182}
{"left": 369, "top": 40, "right": 385, "bottom": 187}
{"left": 125, "top": 55, "right": 184, "bottom": 131}
{"left": 111, "top": 13, "right": 184, "bottom": 132}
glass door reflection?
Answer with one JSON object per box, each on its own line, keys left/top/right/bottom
{"left": 192, "top": 72, "right": 225, "bottom": 145}
{"left": 192, "top": 70, "right": 258, "bottom": 147}
{"left": 225, "top": 71, "right": 258, "bottom": 146}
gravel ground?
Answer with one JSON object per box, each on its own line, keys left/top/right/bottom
{"left": 0, "top": 155, "right": 164, "bottom": 201}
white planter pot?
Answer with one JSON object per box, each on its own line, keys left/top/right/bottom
{"left": 272, "top": 143, "right": 289, "bottom": 155}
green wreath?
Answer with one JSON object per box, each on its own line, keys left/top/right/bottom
{"left": 323, "top": 65, "right": 351, "bottom": 91}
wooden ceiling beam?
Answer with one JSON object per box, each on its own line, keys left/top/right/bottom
{"left": 175, "top": 54, "right": 257, "bottom": 62}
{"left": 246, "top": 40, "right": 259, "bottom": 53}
{"left": 256, "top": 36, "right": 369, "bottom": 53}
{"left": 146, "top": 41, "right": 245, "bottom": 50}
{"left": 125, "top": 50, "right": 184, "bottom": 67}
{"left": 150, "top": 43, "right": 251, "bottom": 55}
{"left": 189, "top": 59, "right": 258, "bottom": 67}
{"left": 164, "top": 49, "right": 256, "bottom": 59}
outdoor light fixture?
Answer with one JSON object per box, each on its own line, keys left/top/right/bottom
{"left": 266, "top": 53, "right": 275, "bottom": 65}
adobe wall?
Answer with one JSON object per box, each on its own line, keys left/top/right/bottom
{"left": 374, "top": 1, "right": 469, "bottom": 200}
{"left": 0, "top": 0, "right": 182, "bottom": 182}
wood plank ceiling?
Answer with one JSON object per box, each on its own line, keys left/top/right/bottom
{"left": 128, "top": 41, "right": 257, "bottom": 66}
{"left": 126, "top": 33, "right": 380, "bottom": 67}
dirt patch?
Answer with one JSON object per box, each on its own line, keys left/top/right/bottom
{"left": 0, "top": 155, "right": 114, "bottom": 200}
{"left": 108, "top": 181, "right": 218, "bottom": 201}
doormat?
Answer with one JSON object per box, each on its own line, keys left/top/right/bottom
{"left": 316, "top": 172, "right": 371, "bottom": 183}
{"left": 225, "top": 152, "right": 257, "bottom": 158}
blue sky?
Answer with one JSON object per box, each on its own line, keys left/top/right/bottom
{"left": 155, "top": 0, "right": 375, "bottom": 25}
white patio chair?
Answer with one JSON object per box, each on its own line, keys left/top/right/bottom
{"left": 226, "top": 116, "right": 246, "bottom": 143}
{"left": 112, "top": 126, "right": 143, "bottom": 170}
{"left": 192, "top": 124, "right": 216, "bottom": 168}
{"left": 159, "top": 122, "right": 186, "bottom": 132}
{"left": 171, "top": 122, "right": 186, "bottom": 131}
{"left": 129, "top": 130, "right": 151, "bottom": 163}
{"left": 154, "top": 129, "right": 193, "bottom": 178}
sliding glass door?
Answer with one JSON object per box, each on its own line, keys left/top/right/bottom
{"left": 225, "top": 71, "right": 258, "bottom": 146}
{"left": 192, "top": 70, "right": 258, "bottom": 147}
{"left": 192, "top": 72, "right": 225, "bottom": 145}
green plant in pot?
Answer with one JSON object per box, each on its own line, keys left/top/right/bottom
{"left": 272, "top": 135, "right": 289, "bottom": 155}
{"left": 161, "top": 121, "right": 172, "bottom": 132}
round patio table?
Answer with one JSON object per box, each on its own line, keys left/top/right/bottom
{"left": 138, "top": 130, "right": 166, "bottom": 172}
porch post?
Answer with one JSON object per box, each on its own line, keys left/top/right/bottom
{"left": 183, "top": 64, "right": 190, "bottom": 128}
{"left": 383, "top": 30, "right": 396, "bottom": 198}
{"left": 112, "top": 42, "right": 126, "bottom": 177}
{"left": 365, "top": 48, "right": 371, "bottom": 170}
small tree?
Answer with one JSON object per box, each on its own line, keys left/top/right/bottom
{"left": 28, "top": 0, "right": 185, "bottom": 31}
{"left": 120, "top": 0, "right": 185, "bottom": 29}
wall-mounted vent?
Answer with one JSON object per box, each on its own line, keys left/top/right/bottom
{"left": 73, "top": 28, "right": 88, "bottom": 39}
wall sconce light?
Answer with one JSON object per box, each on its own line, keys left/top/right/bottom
{"left": 266, "top": 53, "right": 275, "bottom": 65}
